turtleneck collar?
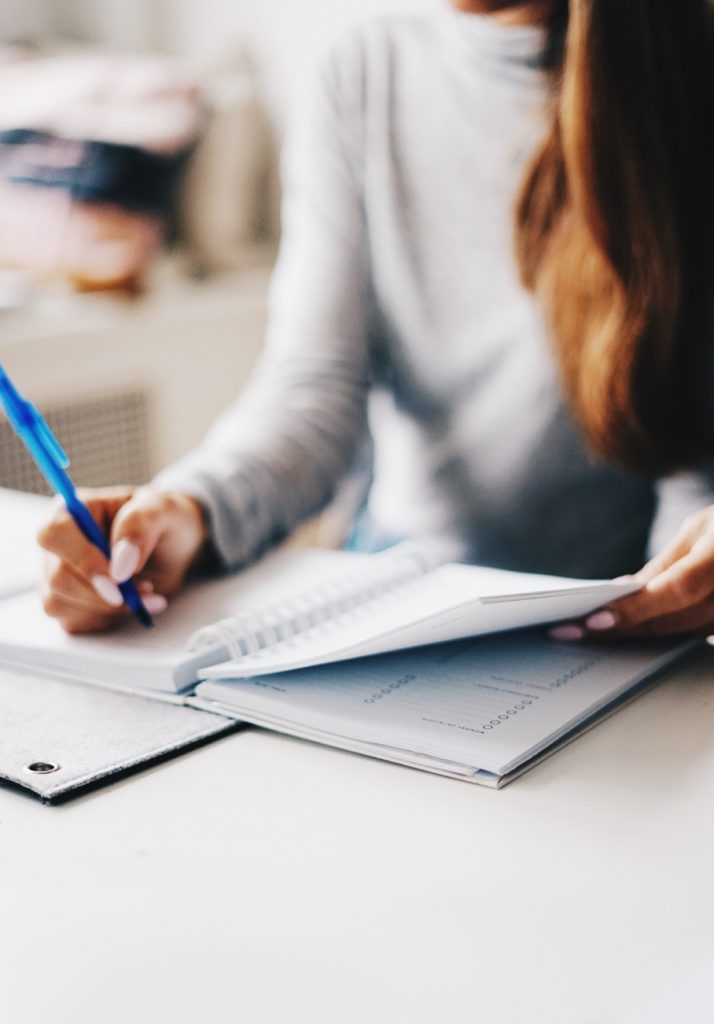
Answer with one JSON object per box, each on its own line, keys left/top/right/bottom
{"left": 437, "top": 8, "right": 550, "bottom": 85}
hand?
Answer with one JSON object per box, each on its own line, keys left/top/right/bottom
{"left": 38, "top": 486, "right": 210, "bottom": 634}
{"left": 550, "top": 505, "right": 714, "bottom": 642}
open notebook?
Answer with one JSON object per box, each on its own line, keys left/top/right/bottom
{"left": 191, "top": 632, "right": 694, "bottom": 788}
{"left": 0, "top": 540, "right": 640, "bottom": 695}
{"left": 0, "top": 538, "right": 695, "bottom": 789}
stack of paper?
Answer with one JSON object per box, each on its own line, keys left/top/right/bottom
{"left": 192, "top": 631, "right": 693, "bottom": 787}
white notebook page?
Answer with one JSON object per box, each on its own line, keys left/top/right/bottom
{"left": 195, "top": 633, "right": 691, "bottom": 776}
{"left": 0, "top": 546, "right": 363, "bottom": 692}
{"left": 199, "top": 563, "right": 638, "bottom": 678}
{"left": 0, "top": 489, "right": 49, "bottom": 597}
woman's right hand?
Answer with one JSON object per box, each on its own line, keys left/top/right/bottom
{"left": 38, "top": 486, "right": 210, "bottom": 634}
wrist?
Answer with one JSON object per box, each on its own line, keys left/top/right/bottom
{"left": 176, "top": 493, "right": 214, "bottom": 573}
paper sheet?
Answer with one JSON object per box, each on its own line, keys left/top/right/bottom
{"left": 194, "top": 632, "right": 692, "bottom": 777}
{"left": 0, "top": 488, "right": 48, "bottom": 597}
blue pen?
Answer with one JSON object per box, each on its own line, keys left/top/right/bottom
{"left": 0, "top": 362, "right": 153, "bottom": 628}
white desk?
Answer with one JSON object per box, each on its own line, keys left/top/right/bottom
{"left": 1, "top": 492, "right": 713, "bottom": 1024}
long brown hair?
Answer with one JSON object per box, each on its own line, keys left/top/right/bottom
{"left": 516, "top": 0, "right": 714, "bottom": 473}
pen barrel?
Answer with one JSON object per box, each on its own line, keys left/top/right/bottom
{"left": 66, "top": 497, "right": 153, "bottom": 626}
{"left": 118, "top": 579, "right": 154, "bottom": 628}
{"left": 0, "top": 362, "right": 152, "bottom": 626}
{"left": 66, "top": 496, "right": 111, "bottom": 560}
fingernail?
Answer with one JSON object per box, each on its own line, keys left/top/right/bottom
{"left": 143, "top": 593, "right": 168, "bottom": 615}
{"left": 585, "top": 610, "right": 619, "bottom": 632}
{"left": 549, "top": 624, "right": 585, "bottom": 642}
{"left": 138, "top": 580, "right": 154, "bottom": 593}
{"left": 111, "top": 540, "right": 140, "bottom": 583}
{"left": 91, "top": 574, "right": 124, "bottom": 608}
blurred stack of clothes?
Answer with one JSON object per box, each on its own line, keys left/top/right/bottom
{"left": 0, "top": 49, "right": 203, "bottom": 292}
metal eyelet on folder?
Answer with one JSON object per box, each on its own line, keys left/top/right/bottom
{"left": 24, "top": 761, "right": 61, "bottom": 775}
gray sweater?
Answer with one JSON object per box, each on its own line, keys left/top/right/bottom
{"left": 156, "top": 11, "right": 714, "bottom": 578}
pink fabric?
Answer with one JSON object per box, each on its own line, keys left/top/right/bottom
{"left": 0, "top": 52, "right": 202, "bottom": 154}
{"left": 0, "top": 50, "right": 203, "bottom": 289}
{"left": 0, "top": 182, "right": 162, "bottom": 289}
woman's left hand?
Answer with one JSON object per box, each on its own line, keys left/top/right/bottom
{"left": 550, "top": 505, "right": 714, "bottom": 641}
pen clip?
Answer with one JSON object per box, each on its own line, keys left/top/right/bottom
{"left": 28, "top": 402, "right": 70, "bottom": 469}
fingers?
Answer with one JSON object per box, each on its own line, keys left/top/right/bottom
{"left": 38, "top": 495, "right": 112, "bottom": 580}
{"left": 109, "top": 488, "right": 173, "bottom": 582}
{"left": 109, "top": 489, "right": 208, "bottom": 596}
{"left": 37, "top": 487, "right": 174, "bottom": 634}
{"left": 604, "top": 532, "right": 714, "bottom": 630}
{"left": 40, "top": 553, "right": 125, "bottom": 634}
{"left": 38, "top": 492, "right": 134, "bottom": 609}
{"left": 633, "top": 514, "right": 704, "bottom": 585}
{"left": 38, "top": 486, "right": 205, "bottom": 634}
{"left": 550, "top": 592, "right": 714, "bottom": 644}
{"left": 549, "top": 510, "right": 714, "bottom": 643}
{"left": 41, "top": 554, "right": 167, "bottom": 634}
{"left": 613, "top": 598, "right": 714, "bottom": 638}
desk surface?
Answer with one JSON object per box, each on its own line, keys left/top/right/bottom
{"left": 1, "top": 492, "right": 713, "bottom": 1024}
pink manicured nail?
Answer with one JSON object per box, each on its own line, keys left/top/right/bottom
{"left": 143, "top": 594, "right": 168, "bottom": 615}
{"left": 111, "top": 540, "right": 141, "bottom": 583}
{"left": 91, "top": 574, "right": 124, "bottom": 608}
{"left": 586, "top": 610, "right": 619, "bottom": 631}
{"left": 549, "top": 624, "right": 585, "bottom": 642}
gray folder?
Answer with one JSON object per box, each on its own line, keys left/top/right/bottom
{"left": 0, "top": 668, "right": 239, "bottom": 802}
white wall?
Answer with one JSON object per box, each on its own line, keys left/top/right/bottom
{"left": 164, "top": 0, "right": 440, "bottom": 124}
{"left": 50, "top": 0, "right": 441, "bottom": 127}
{"left": 0, "top": 0, "right": 53, "bottom": 42}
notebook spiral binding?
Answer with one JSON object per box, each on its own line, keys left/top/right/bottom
{"left": 190, "top": 542, "right": 438, "bottom": 661}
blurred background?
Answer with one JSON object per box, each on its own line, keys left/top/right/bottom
{"left": 0, "top": 0, "right": 437, "bottom": 499}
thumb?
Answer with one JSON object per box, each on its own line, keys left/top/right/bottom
{"left": 108, "top": 489, "right": 172, "bottom": 583}
{"left": 635, "top": 516, "right": 703, "bottom": 585}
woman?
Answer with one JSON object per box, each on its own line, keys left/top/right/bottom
{"left": 38, "top": 0, "right": 714, "bottom": 641}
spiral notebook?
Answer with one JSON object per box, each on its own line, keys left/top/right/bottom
{"left": 0, "top": 541, "right": 640, "bottom": 696}
{"left": 191, "top": 632, "right": 694, "bottom": 788}
{"left": 0, "top": 534, "right": 694, "bottom": 791}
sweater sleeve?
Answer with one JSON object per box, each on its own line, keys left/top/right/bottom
{"left": 647, "top": 461, "right": 714, "bottom": 558}
{"left": 154, "top": 37, "right": 373, "bottom": 569}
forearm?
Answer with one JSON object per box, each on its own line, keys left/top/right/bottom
{"left": 153, "top": 354, "right": 370, "bottom": 568}
{"left": 157, "top": 32, "right": 374, "bottom": 569}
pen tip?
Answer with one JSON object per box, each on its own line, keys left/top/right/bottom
{"left": 137, "top": 607, "right": 155, "bottom": 629}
